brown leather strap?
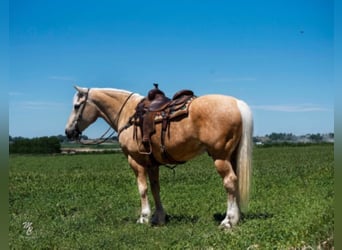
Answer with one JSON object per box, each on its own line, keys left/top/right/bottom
{"left": 159, "top": 111, "right": 185, "bottom": 165}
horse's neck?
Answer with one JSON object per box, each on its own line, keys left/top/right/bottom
{"left": 90, "top": 89, "right": 142, "bottom": 130}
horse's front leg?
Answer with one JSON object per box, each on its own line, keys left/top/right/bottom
{"left": 214, "top": 159, "right": 240, "bottom": 229}
{"left": 147, "top": 166, "right": 166, "bottom": 225}
{"left": 128, "top": 156, "right": 151, "bottom": 224}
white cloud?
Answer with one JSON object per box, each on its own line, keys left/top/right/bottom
{"left": 49, "top": 76, "right": 76, "bottom": 81}
{"left": 252, "top": 104, "right": 330, "bottom": 112}
{"left": 9, "top": 92, "right": 24, "bottom": 96}
{"left": 19, "top": 101, "right": 66, "bottom": 110}
{"left": 214, "top": 77, "right": 256, "bottom": 83}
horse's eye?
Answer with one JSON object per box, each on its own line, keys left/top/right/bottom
{"left": 74, "top": 104, "right": 81, "bottom": 110}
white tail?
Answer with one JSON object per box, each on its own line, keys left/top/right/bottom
{"left": 236, "top": 100, "right": 253, "bottom": 212}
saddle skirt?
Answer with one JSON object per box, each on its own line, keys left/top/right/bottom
{"left": 154, "top": 96, "right": 195, "bottom": 122}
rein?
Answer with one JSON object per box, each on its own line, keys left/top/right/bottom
{"left": 114, "top": 92, "right": 135, "bottom": 129}
{"left": 79, "top": 126, "right": 116, "bottom": 145}
{"left": 77, "top": 90, "right": 135, "bottom": 145}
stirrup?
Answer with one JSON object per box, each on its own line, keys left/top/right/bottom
{"left": 138, "top": 140, "right": 152, "bottom": 155}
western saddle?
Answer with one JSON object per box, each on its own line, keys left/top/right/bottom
{"left": 132, "top": 84, "right": 195, "bottom": 161}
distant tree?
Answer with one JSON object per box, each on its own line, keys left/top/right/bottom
{"left": 268, "top": 133, "right": 289, "bottom": 141}
{"left": 309, "top": 133, "right": 323, "bottom": 142}
{"left": 268, "top": 133, "right": 297, "bottom": 141}
{"left": 56, "top": 134, "right": 68, "bottom": 143}
{"left": 9, "top": 136, "right": 61, "bottom": 154}
{"left": 11, "top": 136, "right": 26, "bottom": 141}
{"left": 81, "top": 135, "right": 88, "bottom": 140}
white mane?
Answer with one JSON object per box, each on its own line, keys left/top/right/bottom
{"left": 72, "top": 86, "right": 143, "bottom": 105}
{"left": 92, "top": 87, "right": 143, "bottom": 98}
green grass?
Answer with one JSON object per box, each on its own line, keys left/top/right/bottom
{"left": 9, "top": 145, "right": 334, "bottom": 249}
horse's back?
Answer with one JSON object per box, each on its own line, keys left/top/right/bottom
{"left": 189, "top": 94, "right": 242, "bottom": 127}
{"left": 161, "top": 94, "right": 243, "bottom": 158}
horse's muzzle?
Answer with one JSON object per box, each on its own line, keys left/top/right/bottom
{"left": 65, "top": 128, "right": 81, "bottom": 140}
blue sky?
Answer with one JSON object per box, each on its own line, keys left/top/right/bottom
{"left": 9, "top": 0, "right": 334, "bottom": 138}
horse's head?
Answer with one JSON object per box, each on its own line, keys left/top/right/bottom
{"left": 65, "top": 86, "right": 99, "bottom": 140}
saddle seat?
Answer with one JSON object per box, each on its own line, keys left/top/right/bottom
{"left": 148, "top": 95, "right": 171, "bottom": 112}
{"left": 149, "top": 89, "right": 194, "bottom": 112}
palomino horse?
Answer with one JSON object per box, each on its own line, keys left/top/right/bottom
{"left": 65, "top": 86, "right": 253, "bottom": 229}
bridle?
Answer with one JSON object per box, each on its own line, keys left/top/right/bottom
{"left": 73, "top": 88, "right": 135, "bottom": 144}
{"left": 73, "top": 88, "right": 90, "bottom": 137}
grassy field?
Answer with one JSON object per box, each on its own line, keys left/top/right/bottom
{"left": 9, "top": 145, "right": 333, "bottom": 249}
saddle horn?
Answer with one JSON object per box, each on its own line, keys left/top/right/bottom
{"left": 148, "top": 83, "right": 165, "bottom": 100}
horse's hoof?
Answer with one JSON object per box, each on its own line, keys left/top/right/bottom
{"left": 151, "top": 212, "right": 166, "bottom": 226}
{"left": 218, "top": 221, "right": 233, "bottom": 230}
{"left": 137, "top": 215, "right": 149, "bottom": 224}
{"left": 219, "top": 214, "right": 239, "bottom": 230}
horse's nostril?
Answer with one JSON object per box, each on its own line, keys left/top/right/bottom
{"left": 65, "top": 131, "right": 69, "bottom": 138}
{"left": 65, "top": 129, "right": 72, "bottom": 139}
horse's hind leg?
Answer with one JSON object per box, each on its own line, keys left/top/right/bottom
{"left": 147, "top": 166, "right": 166, "bottom": 225}
{"left": 214, "top": 159, "right": 240, "bottom": 229}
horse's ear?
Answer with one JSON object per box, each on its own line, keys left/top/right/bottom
{"left": 74, "top": 85, "right": 87, "bottom": 94}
